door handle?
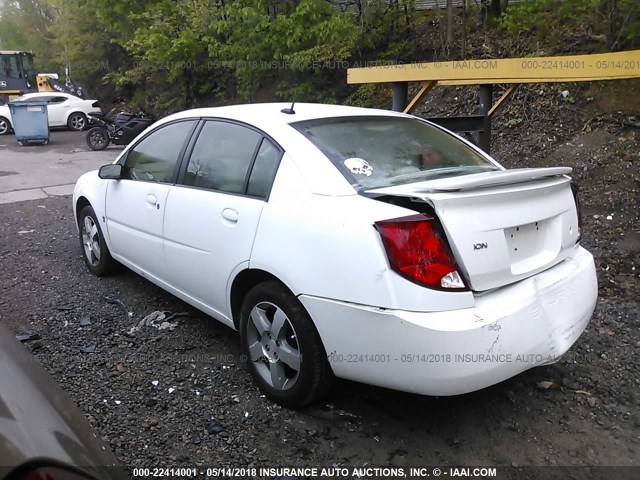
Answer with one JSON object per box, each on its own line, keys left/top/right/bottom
{"left": 222, "top": 208, "right": 238, "bottom": 223}
{"left": 146, "top": 194, "right": 157, "bottom": 206}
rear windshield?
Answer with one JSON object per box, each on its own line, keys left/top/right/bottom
{"left": 292, "top": 116, "right": 500, "bottom": 190}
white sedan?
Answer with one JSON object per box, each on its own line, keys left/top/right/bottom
{"left": 0, "top": 92, "right": 101, "bottom": 134}
{"left": 73, "top": 103, "right": 598, "bottom": 408}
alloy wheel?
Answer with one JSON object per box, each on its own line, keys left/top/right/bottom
{"left": 0, "top": 118, "right": 9, "bottom": 135}
{"left": 69, "top": 114, "right": 86, "bottom": 131}
{"left": 81, "top": 215, "right": 101, "bottom": 266}
{"left": 246, "top": 301, "right": 301, "bottom": 391}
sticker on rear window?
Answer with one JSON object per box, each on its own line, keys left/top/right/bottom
{"left": 344, "top": 157, "right": 373, "bottom": 176}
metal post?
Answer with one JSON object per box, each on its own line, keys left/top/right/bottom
{"left": 478, "top": 84, "right": 493, "bottom": 154}
{"left": 391, "top": 82, "right": 408, "bottom": 112}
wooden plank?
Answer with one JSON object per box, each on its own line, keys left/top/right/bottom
{"left": 488, "top": 85, "right": 517, "bottom": 117}
{"left": 403, "top": 81, "right": 438, "bottom": 113}
{"left": 347, "top": 50, "right": 640, "bottom": 85}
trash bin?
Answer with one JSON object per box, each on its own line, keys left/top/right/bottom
{"left": 8, "top": 101, "right": 49, "bottom": 146}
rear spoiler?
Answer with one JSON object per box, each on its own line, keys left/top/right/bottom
{"left": 366, "top": 167, "right": 572, "bottom": 194}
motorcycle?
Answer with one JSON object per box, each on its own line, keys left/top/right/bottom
{"left": 86, "top": 109, "right": 155, "bottom": 151}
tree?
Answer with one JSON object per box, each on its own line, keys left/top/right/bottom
{"left": 0, "top": 0, "right": 58, "bottom": 72}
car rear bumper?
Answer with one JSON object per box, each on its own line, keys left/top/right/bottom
{"left": 299, "top": 246, "right": 597, "bottom": 396}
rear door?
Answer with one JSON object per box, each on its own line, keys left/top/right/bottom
{"left": 105, "top": 120, "right": 197, "bottom": 281}
{"left": 45, "top": 95, "right": 68, "bottom": 126}
{"left": 163, "top": 120, "right": 282, "bottom": 321}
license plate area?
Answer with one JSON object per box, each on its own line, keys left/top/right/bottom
{"left": 505, "top": 218, "right": 559, "bottom": 275}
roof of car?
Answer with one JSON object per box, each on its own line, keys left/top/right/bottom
{"left": 21, "top": 92, "right": 75, "bottom": 98}
{"left": 162, "top": 102, "right": 409, "bottom": 126}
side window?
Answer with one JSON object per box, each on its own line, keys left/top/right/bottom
{"left": 124, "top": 121, "right": 195, "bottom": 183}
{"left": 23, "top": 96, "right": 49, "bottom": 103}
{"left": 48, "top": 96, "right": 67, "bottom": 104}
{"left": 247, "top": 139, "right": 282, "bottom": 198}
{"left": 183, "top": 121, "right": 261, "bottom": 194}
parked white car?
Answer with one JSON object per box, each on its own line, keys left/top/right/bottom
{"left": 0, "top": 92, "right": 101, "bottom": 134}
{"left": 73, "top": 103, "right": 598, "bottom": 408}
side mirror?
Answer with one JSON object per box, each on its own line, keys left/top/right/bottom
{"left": 99, "top": 164, "right": 123, "bottom": 180}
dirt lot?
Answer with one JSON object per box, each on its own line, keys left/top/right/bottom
{"left": 0, "top": 87, "right": 638, "bottom": 478}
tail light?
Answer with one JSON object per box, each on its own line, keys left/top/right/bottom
{"left": 375, "top": 214, "right": 468, "bottom": 291}
{"left": 91, "top": 101, "right": 100, "bottom": 108}
{"left": 571, "top": 182, "right": 582, "bottom": 243}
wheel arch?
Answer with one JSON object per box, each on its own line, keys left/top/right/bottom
{"left": 72, "top": 171, "right": 111, "bottom": 248}
{"left": 66, "top": 110, "right": 87, "bottom": 127}
{"left": 75, "top": 195, "right": 91, "bottom": 226}
{"left": 229, "top": 269, "right": 296, "bottom": 330}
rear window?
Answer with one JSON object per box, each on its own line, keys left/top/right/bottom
{"left": 291, "top": 116, "right": 499, "bottom": 190}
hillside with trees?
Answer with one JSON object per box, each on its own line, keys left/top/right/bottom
{"left": 0, "top": 0, "right": 638, "bottom": 112}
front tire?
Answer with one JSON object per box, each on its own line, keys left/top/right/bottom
{"left": 68, "top": 112, "right": 87, "bottom": 131}
{"left": 239, "top": 281, "right": 333, "bottom": 408}
{"left": 86, "top": 127, "right": 110, "bottom": 150}
{"left": 0, "top": 116, "right": 11, "bottom": 135}
{"left": 78, "top": 205, "right": 116, "bottom": 276}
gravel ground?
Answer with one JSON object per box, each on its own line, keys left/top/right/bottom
{"left": 0, "top": 87, "right": 639, "bottom": 476}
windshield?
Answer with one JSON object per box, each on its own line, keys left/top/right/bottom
{"left": 292, "top": 116, "right": 500, "bottom": 190}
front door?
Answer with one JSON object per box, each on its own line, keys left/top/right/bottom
{"left": 105, "top": 120, "right": 196, "bottom": 281}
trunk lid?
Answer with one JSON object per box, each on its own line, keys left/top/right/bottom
{"left": 366, "top": 168, "right": 580, "bottom": 291}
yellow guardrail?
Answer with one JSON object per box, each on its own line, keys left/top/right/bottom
{"left": 347, "top": 50, "right": 640, "bottom": 85}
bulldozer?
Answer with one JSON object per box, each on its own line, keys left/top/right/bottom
{"left": 1, "top": 50, "right": 86, "bottom": 102}
{"left": 0, "top": 50, "right": 38, "bottom": 98}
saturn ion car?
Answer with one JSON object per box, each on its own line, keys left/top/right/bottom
{"left": 72, "top": 103, "right": 598, "bottom": 408}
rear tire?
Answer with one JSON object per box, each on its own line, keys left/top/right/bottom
{"left": 239, "top": 281, "right": 333, "bottom": 408}
{"left": 78, "top": 205, "right": 116, "bottom": 276}
{"left": 86, "top": 127, "right": 110, "bottom": 150}
{"left": 68, "top": 112, "right": 87, "bottom": 131}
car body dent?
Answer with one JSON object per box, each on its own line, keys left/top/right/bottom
{"left": 299, "top": 246, "right": 597, "bottom": 395}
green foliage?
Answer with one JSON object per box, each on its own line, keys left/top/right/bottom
{"left": 344, "top": 83, "right": 382, "bottom": 108}
{"left": 505, "top": 117, "right": 523, "bottom": 128}
{"left": 7, "top": 0, "right": 635, "bottom": 113}
{"left": 499, "top": 0, "right": 556, "bottom": 38}
{"left": 0, "top": 0, "right": 58, "bottom": 72}
{"left": 47, "top": 1, "right": 120, "bottom": 91}
{"left": 122, "top": 0, "right": 213, "bottom": 110}
{"left": 213, "top": 0, "right": 358, "bottom": 100}
{"left": 500, "top": 0, "right": 639, "bottom": 50}
{"left": 356, "top": 0, "right": 419, "bottom": 60}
